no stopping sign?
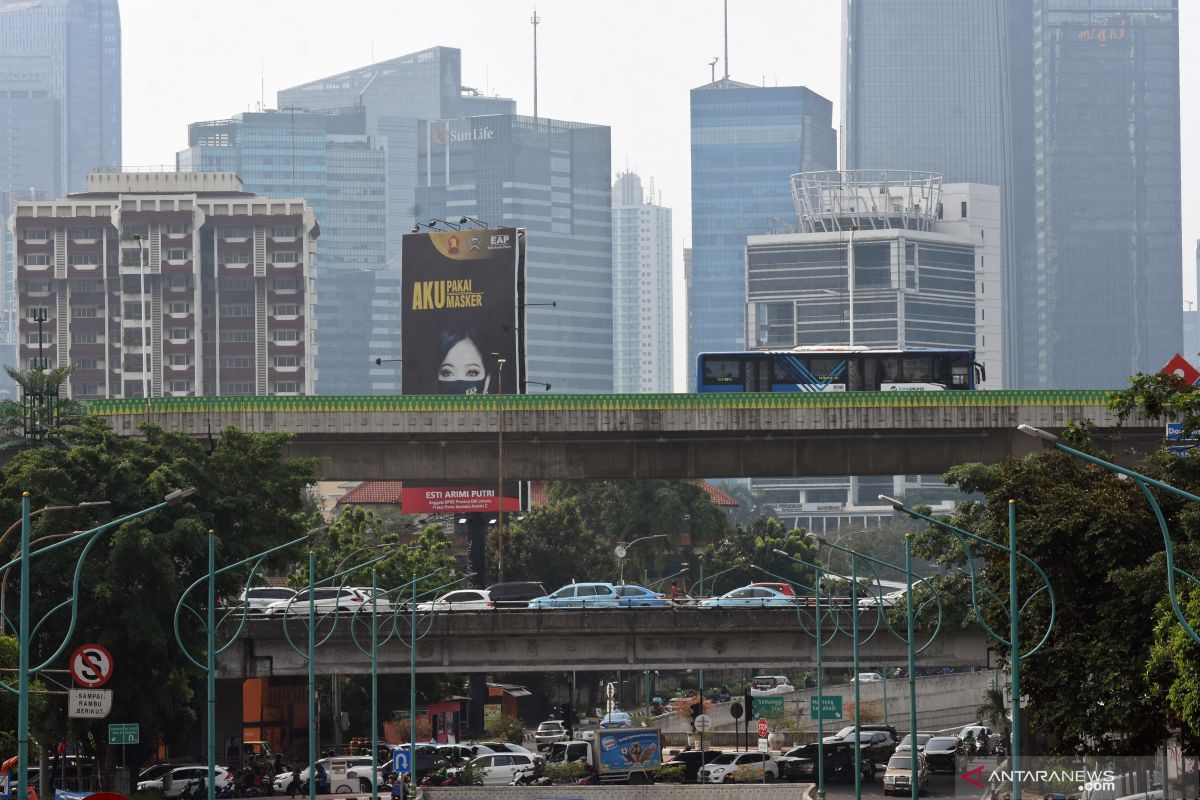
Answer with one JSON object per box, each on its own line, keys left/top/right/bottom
{"left": 70, "top": 644, "right": 114, "bottom": 688}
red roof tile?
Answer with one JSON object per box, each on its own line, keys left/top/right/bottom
{"left": 336, "top": 481, "right": 405, "bottom": 506}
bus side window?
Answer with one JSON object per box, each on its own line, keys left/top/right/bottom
{"left": 703, "top": 358, "right": 742, "bottom": 385}
{"left": 903, "top": 356, "right": 933, "bottom": 382}
{"left": 857, "top": 356, "right": 881, "bottom": 391}
{"left": 881, "top": 356, "right": 900, "bottom": 383}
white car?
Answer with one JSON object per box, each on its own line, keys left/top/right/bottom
{"left": 698, "top": 752, "right": 779, "bottom": 783}
{"left": 263, "top": 586, "right": 372, "bottom": 616}
{"left": 295, "top": 756, "right": 378, "bottom": 793}
{"left": 137, "top": 766, "right": 233, "bottom": 797}
{"left": 449, "top": 752, "right": 537, "bottom": 785}
{"left": 750, "top": 675, "right": 795, "bottom": 695}
{"left": 231, "top": 587, "right": 296, "bottom": 615}
{"left": 851, "top": 672, "right": 885, "bottom": 683}
{"left": 415, "top": 588, "right": 494, "bottom": 612}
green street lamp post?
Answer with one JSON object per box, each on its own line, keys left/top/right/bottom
{"left": 1019, "top": 423, "right": 1200, "bottom": 647}
{"left": 174, "top": 526, "right": 322, "bottom": 800}
{"left": 880, "top": 493, "right": 1057, "bottom": 800}
{"left": 3, "top": 488, "right": 196, "bottom": 800}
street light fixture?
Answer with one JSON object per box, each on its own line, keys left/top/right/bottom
{"left": 614, "top": 534, "right": 667, "bottom": 583}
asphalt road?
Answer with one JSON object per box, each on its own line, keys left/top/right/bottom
{"left": 820, "top": 773, "right": 967, "bottom": 799}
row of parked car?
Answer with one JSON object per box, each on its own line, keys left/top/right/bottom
{"left": 229, "top": 580, "right": 917, "bottom": 614}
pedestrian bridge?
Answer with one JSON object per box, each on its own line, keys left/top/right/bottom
{"left": 213, "top": 608, "right": 990, "bottom": 677}
{"left": 87, "top": 390, "right": 1155, "bottom": 480}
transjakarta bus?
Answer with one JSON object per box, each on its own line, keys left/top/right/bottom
{"left": 695, "top": 347, "right": 985, "bottom": 393}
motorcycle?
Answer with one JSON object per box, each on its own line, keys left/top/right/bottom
{"left": 509, "top": 766, "right": 551, "bottom": 787}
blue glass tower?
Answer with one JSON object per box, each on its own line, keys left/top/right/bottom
{"left": 1033, "top": 1, "right": 1181, "bottom": 388}
{"left": 178, "top": 107, "right": 394, "bottom": 394}
{"left": 416, "top": 115, "right": 613, "bottom": 392}
{"left": 688, "top": 80, "right": 836, "bottom": 387}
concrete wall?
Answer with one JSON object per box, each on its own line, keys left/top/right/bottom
{"left": 421, "top": 784, "right": 814, "bottom": 799}
{"left": 216, "top": 611, "right": 990, "bottom": 676}
{"left": 95, "top": 397, "right": 1158, "bottom": 480}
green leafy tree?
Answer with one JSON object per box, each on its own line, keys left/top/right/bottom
{"left": 0, "top": 417, "right": 316, "bottom": 777}
{"left": 711, "top": 481, "right": 769, "bottom": 526}
{"left": 698, "top": 516, "right": 817, "bottom": 594}
{"left": 491, "top": 503, "right": 618, "bottom": 590}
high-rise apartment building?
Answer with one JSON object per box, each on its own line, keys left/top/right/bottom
{"left": 178, "top": 107, "right": 395, "bottom": 394}
{"left": 1185, "top": 241, "right": 1200, "bottom": 361}
{"left": 688, "top": 79, "right": 836, "bottom": 388}
{"left": 745, "top": 170, "right": 1000, "bottom": 532}
{"left": 1032, "top": 1, "right": 1181, "bottom": 388}
{"left": 612, "top": 172, "right": 672, "bottom": 393}
{"left": 10, "top": 172, "right": 317, "bottom": 398}
{"left": 415, "top": 114, "right": 614, "bottom": 392}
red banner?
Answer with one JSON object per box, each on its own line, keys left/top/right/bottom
{"left": 402, "top": 484, "right": 521, "bottom": 514}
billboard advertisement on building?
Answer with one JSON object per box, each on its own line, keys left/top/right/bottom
{"left": 400, "top": 228, "right": 526, "bottom": 513}
{"left": 401, "top": 228, "right": 524, "bottom": 395}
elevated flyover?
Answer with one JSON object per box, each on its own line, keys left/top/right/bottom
{"left": 214, "top": 608, "right": 989, "bottom": 677}
{"left": 88, "top": 390, "right": 1156, "bottom": 480}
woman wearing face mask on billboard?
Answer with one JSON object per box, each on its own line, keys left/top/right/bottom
{"left": 437, "top": 328, "right": 491, "bottom": 395}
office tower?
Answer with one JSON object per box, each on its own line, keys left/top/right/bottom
{"left": 842, "top": 0, "right": 1022, "bottom": 388}
{"left": 179, "top": 107, "right": 395, "bottom": 393}
{"left": 0, "top": 0, "right": 121, "bottom": 196}
{"left": 10, "top": 172, "right": 317, "bottom": 398}
{"left": 688, "top": 80, "right": 836, "bottom": 388}
{"left": 746, "top": 169, "right": 1000, "bottom": 532}
{"left": 1186, "top": 241, "right": 1200, "bottom": 361}
{"left": 0, "top": 0, "right": 121, "bottom": 385}
{"left": 1033, "top": 1, "right": 1181, "bottom": 388}
{"left": 612, "top": 172, "right": 672, "bottom": 393}
{"left": 415, "top": 115, "right": 614, "bottom": 392}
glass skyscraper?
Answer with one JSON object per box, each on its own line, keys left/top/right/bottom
{"left": 415, "top": 115, "right": 614, "bottom": 392}
{"left": 178, "top": 107, "right": 394, "bottom": 394}
{"left": 1033, "top": 1, "right": 1181, "bottom": 389}
{"left": 688, "top": 80, "right": 836, "bottom": 389}
{"left": 0, "top": 0, "right": 120, "bottom": 387}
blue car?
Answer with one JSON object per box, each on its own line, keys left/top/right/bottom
{"left": 699, "top": 585, "right": 798, "bottom": 608}
{"left": 527, "top": 582, "right": 668, "bottom": 609}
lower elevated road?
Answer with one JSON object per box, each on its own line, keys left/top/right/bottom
{"left": 215, "top": 609, "right": 989, "bottom": 677}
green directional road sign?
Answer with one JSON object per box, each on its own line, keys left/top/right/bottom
{"left": 753, "top": 695, "right": 785, "bottom": 718}
{"left": 108, "top": 723, "right": 139, "bottom": 745}
{"left": 809, "top": 695, "right": 843, "bottom": 720}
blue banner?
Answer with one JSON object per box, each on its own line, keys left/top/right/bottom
{"left": 53, "top": 791, "right": 88, "bottom": 800}
{"left": 595, "top": 730, "right": 660, "bottom": 773}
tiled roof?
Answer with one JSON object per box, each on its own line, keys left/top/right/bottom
{"left": 336, "top": 481, "right": 405, "bottom": 506}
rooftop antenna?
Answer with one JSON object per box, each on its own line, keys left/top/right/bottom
{"left": 723, "top": 0, "right": 729, "bottom": 80}
{"left": 531, "top": 8, "right": 540, "bottom": 120}
{"left": 708, "top": 57, "right": 718, "bottom": 84}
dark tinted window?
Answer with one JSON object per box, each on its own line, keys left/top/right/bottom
{"left": 703, "top": 357, "right": 742, "bottom": 385}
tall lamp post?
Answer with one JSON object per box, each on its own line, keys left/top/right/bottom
{"left": 1018, "top": 423, "right": 1200, "bottom": 647}
{"left": 3, "top": 488, "right": 195, "bottom": 800}
{"left": 774, "top": 539, "right": 946, "bottom": 800}
{"left": 615, "top": 535, "right": 668, "bottom": 584}
{"left": 174, "top": 525, "right": 324, "bottom": 800}
{"left": 879, "top": 493, "right": 1057, "bottom": 800}
{"left": 495, "top": 356, "right": 506, "bottom": 582}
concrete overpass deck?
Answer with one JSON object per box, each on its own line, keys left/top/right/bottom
{"left": 214, "top": 608, "right": 990, "bottom": 677}
{"left": 87, "top": 390, "right": 1156, "bottom": 480}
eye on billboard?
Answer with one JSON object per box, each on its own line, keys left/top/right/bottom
{"left": 400, "top": 227, "right": 527, "bottom": 514}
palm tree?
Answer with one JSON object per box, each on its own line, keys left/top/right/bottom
{"left": 0, "top": 364, "right": 85, "bottom": 449}
{"left": 976, "top": 685, "right": 1011, "bottom": 740}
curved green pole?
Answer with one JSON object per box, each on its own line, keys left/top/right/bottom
{"left": 308, "top": 549, "right": 316, "bottom": 800}
{"left": 1023, "top": 428, "right": 1200, "bottom": 647}
{"left": 207, "top": 531, "right": 216, "bottom": 800}
{"left": 278, "top": 552, "right": 393, "bottom": 658}
{"left": 815, "top": 561, "right": 825, "bottom": 800}
{"left": 370, "top": 570, "right": 378, "bottom": 800}
{"left": 14, "top": 493, "right": 178, "bottom": 800}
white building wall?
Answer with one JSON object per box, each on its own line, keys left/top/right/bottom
{"left": 612, "top": 172, "right": 673, "bottom": 393}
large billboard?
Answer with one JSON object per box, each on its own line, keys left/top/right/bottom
{"left": 401, "top": 228, "right": 525, "bottom": 395}
{"left": 400, "top": 228, "right": 526, "bottom": 513}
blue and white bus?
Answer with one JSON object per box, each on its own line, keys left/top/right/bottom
{"left": 695, "top": 347, "right": 985, "bottom": 393}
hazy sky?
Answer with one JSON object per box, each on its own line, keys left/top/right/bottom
{"left": 121, "top": 0, "right": 1198, "bottom": 388}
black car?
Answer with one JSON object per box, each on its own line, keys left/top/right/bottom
{"left": 487, "top": 581, "right": 547, "bottom": 609}
{"left": 778, "top": 742, "right": 876, "bottom": 783}
{"left": 824, "top": 723, "right": 900, "bottom": 743}
{"left": 922, "top": 736, "right": 965, "bottom": 774}
{"left": 663, "top": 750, "right": 724, "bottom": 783}
{"left": 839, "top": 730, "right": 897, "bottom": 764}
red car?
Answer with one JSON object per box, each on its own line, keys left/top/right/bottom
{"left": 750, "top": 581, "right": 796, "bottom": 597}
